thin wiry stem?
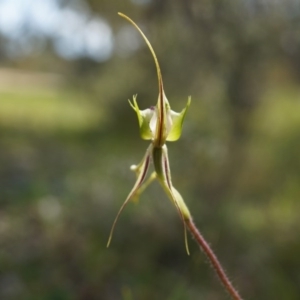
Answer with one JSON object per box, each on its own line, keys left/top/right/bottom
{"left": 185, "top": 218, "right": 243, "bottom": 300}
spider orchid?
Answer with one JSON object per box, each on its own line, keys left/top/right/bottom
{"left": 107, "top": 13, "right": 191, "bottom": 253}
{"left": 106, "top": 13, "right": 243, "bottom": 300}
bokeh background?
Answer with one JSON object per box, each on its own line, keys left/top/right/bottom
{"left": 1, "top": 0, "right": 300, "bottom": 299}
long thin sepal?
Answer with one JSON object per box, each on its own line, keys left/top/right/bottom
{"left": 153, "top": 145, "right": 191, "bottom": 254}
{"left": 171, "top": 186, "right": 190, "bottom": 255}
{"left": 130, "top": 172, "right": 157, "bottom": 203}
{"left": 118, "top": 13, "right": 163, "bottom": 92}
{"left": 107, "top": 145, "right": 152, "bottom": 247}
{"left": 118, "top": 12, "right": 167, "bottom": 147}
{"left": 162, "top": 147, "right": 191, "bottom": 255}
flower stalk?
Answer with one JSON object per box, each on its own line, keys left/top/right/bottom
{"left": 186, "top": 219, "right": 242, "bottom": 300}
{"left": 107, "top": 12, "right": 243, "bottom": 300}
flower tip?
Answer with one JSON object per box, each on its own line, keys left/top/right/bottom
{"left": 184, "top": 227, "right": 190, "bottom": 255}
{"left": 130, "top": 164, "right": 137, "bottom": 171}
{"left": 106, "top": 236, "right": 112, "bottom": 248}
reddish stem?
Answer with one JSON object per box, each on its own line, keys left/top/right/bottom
{"left": 185, "top": 218, "right": 243, "bottom": 300}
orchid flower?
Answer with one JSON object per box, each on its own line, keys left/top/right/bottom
{"left": 107, "top": 13, "right": 191, "bottom": 253}
{"left": 106, "top": 13, "right": 243, "bottom": 300}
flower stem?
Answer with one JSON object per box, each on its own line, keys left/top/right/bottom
{"left": 185, "top": 218, "right": 243, "bottom": 300}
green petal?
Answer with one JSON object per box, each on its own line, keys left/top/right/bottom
{"left": 167, "top": 96, "right": 191, "bottom": 142}
{"left": 129, "top": 95, "right": 154, "bottom": 140}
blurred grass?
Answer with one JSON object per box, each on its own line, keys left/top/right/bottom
{"left": 0, "top": 88, "right": 102, "bottom": 133}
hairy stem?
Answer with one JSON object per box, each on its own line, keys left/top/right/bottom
{"left": 185, "top": 218, "right": 242, "bottom": 300}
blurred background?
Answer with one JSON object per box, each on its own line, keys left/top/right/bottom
{"left": 0, "top": 0, "right": 300, "bottom": 299}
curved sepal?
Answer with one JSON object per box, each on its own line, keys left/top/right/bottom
{"left": 107, "top": 144, "right": 153, "bottom": 247}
